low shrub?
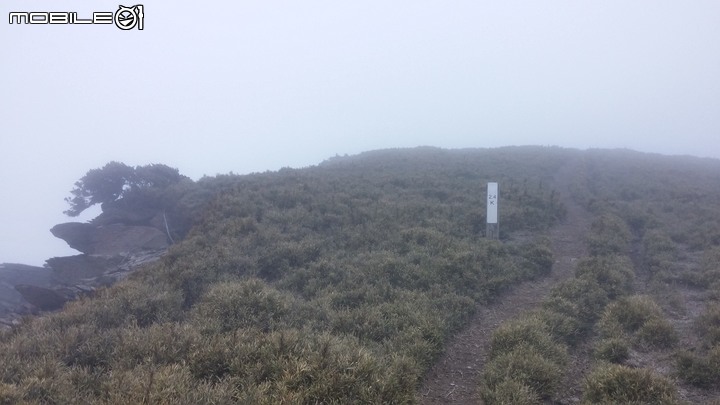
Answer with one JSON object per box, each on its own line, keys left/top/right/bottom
{"left": 190, "top": 278, "right": 295, "bottom": 333}
{"left": 58, "top": 325, "right": 117, "bottom": 369}
{"left": 478, "top": 378, "right": 539, "bottom": 405}
{"left": 593, "top": 338, "right": 630, "bottom": 363}
{"left": 2, "top": 322, "right": 115, "bottom": 373}
{"left": 635, "top": 317, "right": 678, "bottom": 349}
{"left": 222, "top": 329, "right": 420, "bottom": 403}
{"left": 545, "top": 278, "right": 609, "bottom": 327}
{"left": 481, "top": 346, "right": 564, "bottom": 401}
{"left": 583, "top": 364, "right": 676, "bottom": 404}
{"left": 11, "top": 357, "right": 78, "bottom": 404}
{"left": 597, "top": 296, "right": 664, "bottom": 338}
{"left": 586, "top": 213, "right": 632, "bottom": 256}
{"left": 482, "top": 314, "right": 568, "bottom": 402}
{"left": 575, "top": 255, "right": 634, "bottom": 299}
{"left": 113, "top": 322, "right": 201, "bottom": 370}
{"left": 67, "top": 367, "right": 109, "bottom": 400}
{"left": 519, "top": 236, "right": 554, "bottom": 278}
{"left": 101, "top": 363, "right": 238, "bottom": 404}
{"left": 19, "top": 374, "right": 79, "bottom": 404}
{"left": 695, "top": 304, "right": 720, "bottom": 348}
{"left": 187, "top": 335, "right": 234, "bottom": 381}
{"left": 489, "top": 315, "right": 568, "bottom": 366}
{"left": 700, "top": 247, "right": 720, "bottom": 286}
{"left": 61, "top": 280, "right": 184, "bottom": 329}
{"left": 535, "top": 308, "right": 583, "bottom": 346}
{"left": 643, "top": 230, "right": 678, "bottom": 274}
{"left": 0, "top": 353, "right": 25, "bottom": 385}
{"left": 675, "top": 347, "right": 720, "bottom": 388}
{"left": 620, "top": 205, "right": 656, "bottom": 234}
{"left": 0, "top": 382, "right": 21, "bottom": 405}
{"left": 675, "top": 269, "right": 710, "bottom": 288}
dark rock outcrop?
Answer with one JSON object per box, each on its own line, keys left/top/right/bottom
{"left": 0, "top": 264, "right": 57, "bottom": 317}
{"left": 0, "top": 249, "right": 165, "bottom": 329}
{"left": 14, "top": 284, "right": 69, "bottom": 311}
{"left": 2, "top": 207, "right": 172, "bottom": 330}
{"left": 46, "top": 255, "right": 125, "bottom": 281}
{"left": 49, "top": 222, "right": 95, "bottom": 253}
{"left": 51, "top": 222, "right": 168, "bottom": 255}
{"left": 47, "top": 250, "right": 164, "bottom": 286}
{"left": 93, "top": 224, "right": 168, "bottom": 254}
{"left": 0, "top": 263, "right": 56, "bottom": 287}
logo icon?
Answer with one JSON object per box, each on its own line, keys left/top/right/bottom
{"left": 114, "top": 5, "right": 143, "bottom": 30}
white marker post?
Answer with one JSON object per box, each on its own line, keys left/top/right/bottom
{"left": 487, "top": 182, "right": 499, "bottom": 239}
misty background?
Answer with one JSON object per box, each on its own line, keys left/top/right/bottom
{"left": 1, "top": 1, "right": 719, "bottom": 265}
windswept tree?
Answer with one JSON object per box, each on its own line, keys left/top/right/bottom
{"left": 132, "top": 163, "right": 185, "bottom": 190}
{"left": 64, "top": 162, "right": 186, "bottom": 216}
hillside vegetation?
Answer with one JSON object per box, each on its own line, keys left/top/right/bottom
{"left": 479, "top": 149, "right": 720, "bottom": 404}
{"left": 2, "top": 146, "right": 720, "bottom": 404}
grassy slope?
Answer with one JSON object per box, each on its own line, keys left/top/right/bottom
{"left": 2, "top": 146, "right": 720, "bottom": 403}
{"left": 0, "top": 146, "right": 567, "bottom": 404}
{"left": 480, "top": 148, "right": 720, "bottom": 404}
{"left": 580, "top": 150, "right": 720, "bottom": 404}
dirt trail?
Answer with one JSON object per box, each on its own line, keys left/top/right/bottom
{"left": 418, "top": 157, "right": 592, "bottom": 404}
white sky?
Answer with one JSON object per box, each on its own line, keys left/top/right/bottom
{"left": 2, "top": 1, "right": 719, "bottom": 265}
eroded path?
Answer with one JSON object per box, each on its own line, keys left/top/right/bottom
{"left": 418, "top": 157, "right": 591, "bottom": 404}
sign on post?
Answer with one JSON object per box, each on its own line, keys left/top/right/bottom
{"left": 487, "top": 182, "right": 499, "bottom": 239}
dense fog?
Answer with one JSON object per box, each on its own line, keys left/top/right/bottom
{"left": 2, "top": 1, "right": 719, "bottom": 264}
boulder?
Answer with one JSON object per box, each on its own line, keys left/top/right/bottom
{"left": 0, "top": 263, "right": 56, "bottom": 286}
{"left": 45, "top": 254, "right": 124, "bottom": 281}
{"left": 50, "top": 222, "right": 95, "bottom": 253}
{"left": 92, "top": 224, "right": 168, "bottom": 255}
{"left": 2, "top": 215, "right": 171, "bottom": 327}
{"left": 51, "top": 222, "right": 168, "bottom": 255}
{"left": 14, "top": 284, "right": 69, "bottom": 311}
{"left": 0, "top": 264, "right": 57, "bottom": 316}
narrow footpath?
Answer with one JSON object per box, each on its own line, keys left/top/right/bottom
{"left": 418, "top": 157, "right": 591, "bottom": 404}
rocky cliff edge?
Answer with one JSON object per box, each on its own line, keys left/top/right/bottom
{"left": 0, "top": 216, "right": 170, "bottom": 330}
